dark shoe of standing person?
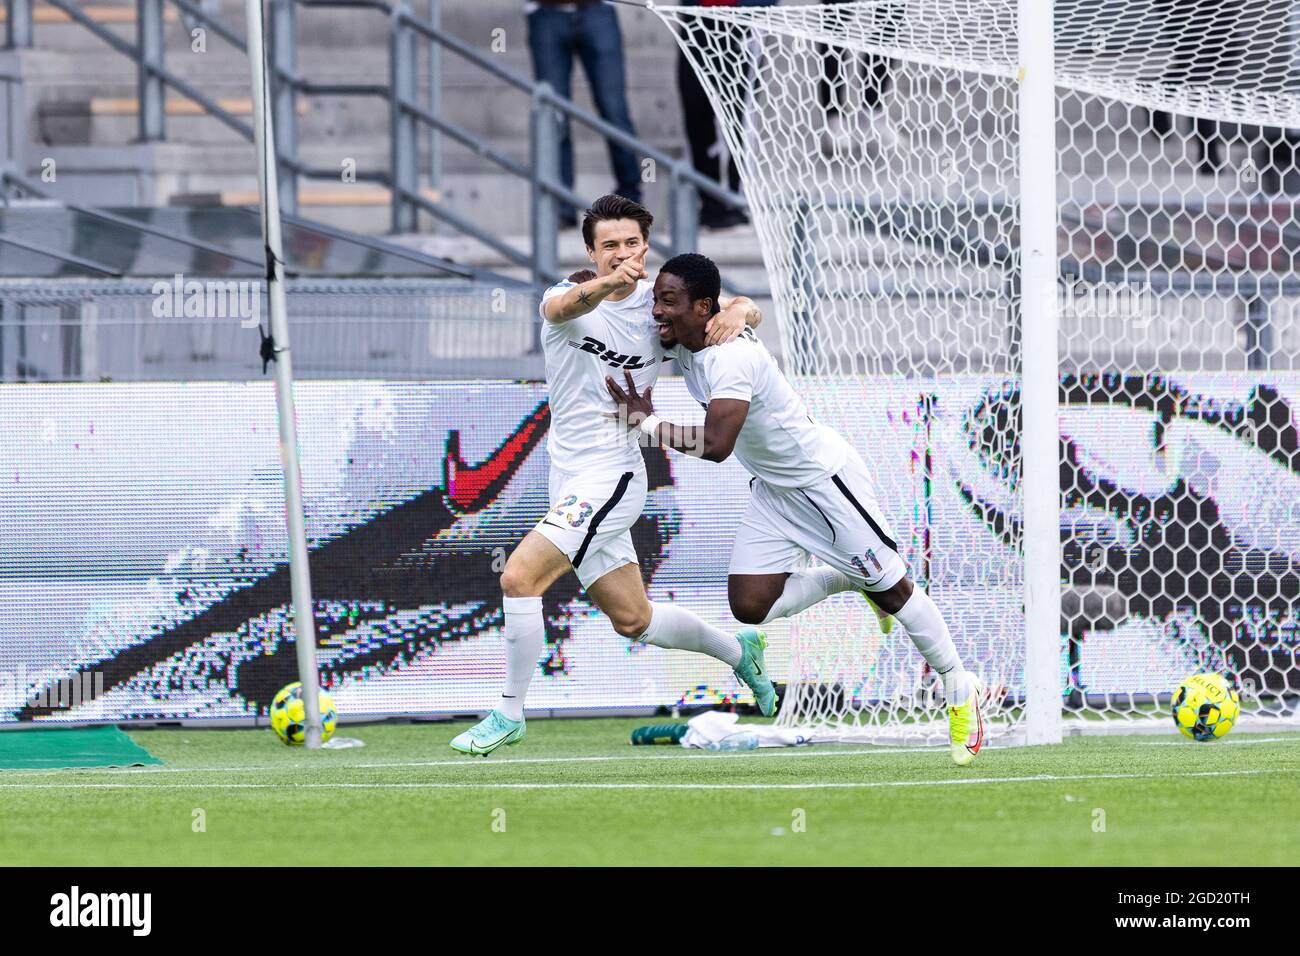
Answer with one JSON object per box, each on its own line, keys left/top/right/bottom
{"left": 700, "top": 205, "right": 750, "bottom": 230}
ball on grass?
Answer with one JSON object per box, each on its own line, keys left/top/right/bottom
{"left": 270, "top": 681, "right": 338, "bottom": 745}
{"left": 1171, "top": 672, "right": 1239, "bottom": 741}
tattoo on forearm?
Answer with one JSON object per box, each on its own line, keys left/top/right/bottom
{"left": 577, "top": 290, "right": 594, "bottom": 309}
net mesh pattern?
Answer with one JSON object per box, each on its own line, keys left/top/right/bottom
{"left": 654, "top": 0, "right": 1300, "bottom": 742}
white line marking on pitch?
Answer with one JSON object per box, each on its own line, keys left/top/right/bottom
{"left": 0, "top": 767, "right": 1293, "bottom": 791}
{"left": 0, "top": 745, "right": 947, "bottom": 778}
{"left": 1137, "top": 736, "right": 1300, "bottom": 746}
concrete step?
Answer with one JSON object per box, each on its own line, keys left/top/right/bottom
{"left": 27, "top": 139, "right": 395, "bottom": 197}
{"left": 169, "top": 182, "right": 444, "bottom": 235}
{"left": 7, "top": 4, "right": 180, "bottom": 56}
{"left": 9, "top": 1, "right": 678, "bottom": 117}
{"left": 32, "top": 92, "right": 684, "bottom": 182}
{"left": 35, "top": 93, "right": 311, "bottom": 145}
{"left": 174, "top": 182, "right": 442, "bottom": 208}
{"left": 0, "top": 2, "right": 175, "bottom": 22}
{"left": 23, "top": 54, "right": 682, "bottom": 143}
{"left": 0, "top": 1, "right": 386, "bottom": 51}
{"left": 24, "top": 137, "right": 437, "bottom": 232}
{"left": 26, "top": 129, "right": 703, "bottom": 237}
{"left": 7, "top": 0, "right": 693, "bottom": 234}
{"left": 0, "top": 2, "right": 177, "bottom": 25}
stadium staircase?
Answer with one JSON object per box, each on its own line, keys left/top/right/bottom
{"left": 0, "top": 0, "right": 772, "bottom": 297}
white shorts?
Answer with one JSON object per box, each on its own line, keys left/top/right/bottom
{"left": 533, "top": 465, "right": 647, "bottom": 589}
{"left": 728, "top": 450, "right": 909, "bottom": 592}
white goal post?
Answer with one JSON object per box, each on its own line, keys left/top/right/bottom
{"left": 245, "top": 0, "right": 323, "bottom": 747}
{"left": 652, "top": 0, "right": 1300, "bottom": 745}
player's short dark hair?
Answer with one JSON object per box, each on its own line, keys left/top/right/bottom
{"left": 582, "top": 194, "right": 653, "bottom": 249}
{"left": 660, "top": 253, "right": 721, "bottom": 316}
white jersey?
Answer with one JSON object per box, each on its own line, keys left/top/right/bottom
{"left": 538, "top": 278, "right": 663, "bottom": 473}
{"left": 672, "top": 329, "right": 849, "bottom": 489}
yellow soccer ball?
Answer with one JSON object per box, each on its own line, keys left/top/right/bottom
{"left": 270, "top": 682, "right": 338, "bottom": 745}
{"left": 1171, "top": 672, "right": 1239, "bottom": 741}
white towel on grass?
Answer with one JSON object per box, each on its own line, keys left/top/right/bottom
{"left": 680, "top": 711, "right": 810, "bottom": 749}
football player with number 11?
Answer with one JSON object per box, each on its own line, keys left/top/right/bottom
{"left": 606, "top": 253, "right": 986, "bottom": 765}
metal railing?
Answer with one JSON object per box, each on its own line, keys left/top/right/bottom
{"left": 16, "top": 0, "right": 366, "bottom": 192}
{"left": 0, "top": 163, "right": 529, "bottom": 285}
{"left": 3, "top": 0, "right": 754, "bottom": 292}
{"left": 0, "top": 276, "right": 544, "bottom": 382}
{"left": 295, "top": 0, "right": 751, "bottom": 288}
{"left": 4, "top": 0, "right": 33, "bottom": 49}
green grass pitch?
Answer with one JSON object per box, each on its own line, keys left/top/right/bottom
{"left": 2, "top": 719, "right": 1298, "bottom": 866}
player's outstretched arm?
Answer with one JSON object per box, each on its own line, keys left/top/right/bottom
{"left": 542, "top": 245, "right": 648, "bottom": 323}
{"left": 605, "top": 371, "right": 749, "bottom": 463}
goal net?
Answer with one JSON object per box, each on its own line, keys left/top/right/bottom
{"left": 654, "top": 0, "right": 1300, "bottom": 743}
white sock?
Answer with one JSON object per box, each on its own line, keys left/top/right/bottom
{"left": 636, "top": 602, "right": 742, "bottom": 667}
{"left": 892, "top": 587, "right": 970, "bottom": 704}
{"left": 499, "top": 595, "right": 544, "bottom": 721}
{"left": 760, "top": 566, "right": 858, "bottom": 624}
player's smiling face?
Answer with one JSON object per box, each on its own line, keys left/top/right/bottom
{"left": 587, "top": 219, "right": 648, "bottom": 277}
{"left": 652, "top": 272, "right": 710, "bottom": 351}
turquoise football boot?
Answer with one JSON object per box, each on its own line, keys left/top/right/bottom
{"left": 449, "top": 709, "right": 525, "bottom": 757}
{"left": 734, "top": 627, "right": 778, "bottom": 717}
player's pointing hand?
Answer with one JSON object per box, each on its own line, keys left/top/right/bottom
{"left": 611, "top": 244, "right": 649, "bottom": 289}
